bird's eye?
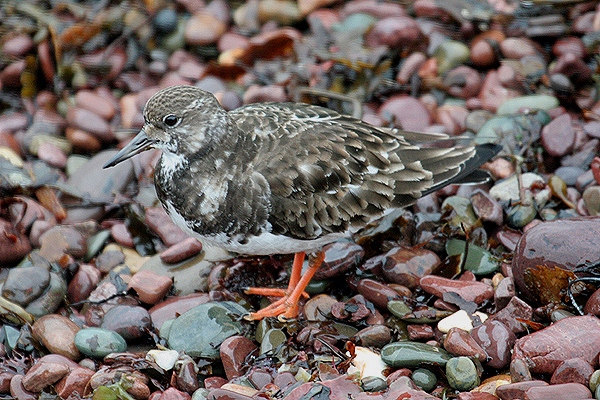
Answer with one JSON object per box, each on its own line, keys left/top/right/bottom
{"left": 163, "top": 114, "right": 179, "bottom": 127}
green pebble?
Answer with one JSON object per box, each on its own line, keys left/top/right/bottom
{"left": 446, "top": 356, "right": 480, "bottom": 391}
{"left": 381, "top": 341, "right": 452, "bottom": 368}
{"left": 496, "top": 94, "right": 559, "bottom": 115}
{"left": 411, "top": 368, "right": 437, "bottom": 392}
{"left": 446, "top": 239, "right": 499, "bottom": 276}
{"left": 260, "top": 328, "right": 286, "bottom": 354}
{"left": 74, "top": 328, "right": 127, "bottom": 358}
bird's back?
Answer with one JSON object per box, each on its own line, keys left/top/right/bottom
{"left": 228, "top": 102, "right": 499, "bottom": 242}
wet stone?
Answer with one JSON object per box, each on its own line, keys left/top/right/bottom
{"left": 315, "top": 240, "right": 364, "bottom": 279}
{"left": 128, "top": 270, "right": 173, "bottom": 305}
{"left": 100, "top": 305, "right": 153, "bottom": 341}
{"left": 74, "top": 328, "right": 127, "bottom": 358}
{"left": 513, "top": 315, "right": 600, "bottom": 374}
{"left": 68, "top": 264, "right": 101, "bottom": 304}
{"left": 354, "top": 325, "right": 392, "bottom": 348}
{"left": 149, "top": 293, "right": 210, "bottom": 331}
{"left": 22, "top": 361, "right": 70, "bottom": 392}
{"left": 511, "top": 217, "right": 600, "bottom": 303}
{"left": 524, "top": 382, "right": 591, "bottom": 400}
{"left": 10, "top": 375, "right": 36, "bottom": 400}
{"left": 471, "top": 320, "right": 515, "bottom": 369}
{"left": 146, "top": 207, "right": 190, "bottom": 247}
{"left": 356, "top": 279, "right": 401, "bottom": 309}
{"left": 0, "top": 219, "right": 31, "bottom": 265}
{"left": 67, "top": 107, "right": 114, "bottom": 142}
{"left": 446, "top": 239, "right": 499, "bottom": 276}
{"left": 541, "top": 114, "right": 575, "bottom": 157}
{"left": 495, "top": 380, "right": 549, "bottom": 400}
{"left": 26, "top": 271, "right": 67, "bottom": 317}
{"left": 510, "top": 358, "right": 532, "bottom": 382}
{"left": 2, "top": 267, "right": 49, "bottom": 306}
{"left": 381, "top": 247, "right": 440, "bottom": 288}
{"left": 220, "top": 335, "right": 257, "bottom": 381}
{"left": 443, "top": 327, "right": 487, "bottom": 362}
{"left": 302, "top": 294, "right": 336, "bottom": 321}
{"left": 31, "top": 314, "right": 81, "bottom": 360}
{"left": 419, "top": 275, "right": 494, "bottom": 304}
{"left": 379, "top": 95, "right": 431, "bottom": 132}
{"left": 55, "top": 367, "right": 94, "bottom": 398}
{"left": 470, "top": 189, "right": 503, "bottom": 225}
{"left": 446, "top": 356, "right": 480, "bottom": 392}
{"left": 160, "top": 237, "right": 203, "bottom": 264}
{"left": 260, "top": 328, "right": 286, "bottom": 354}
{"left": 407, "top": 324, "right": 434, "bottom": 341}
{"left": 167, "top": 301, "right": 246, "bottom": 359}
{"left": 381, "top": 341, "right": 452, "bottom": 368}
{"left": 584, "top": 288, "right": 600, "bottom": 316}
{"left": 410, "top": 368, "right": 437, "bottom": 392}
{"left": 550, "top": 358, "right": 593, "bottom": 385}
{"left": 96, "top": 249, "right": 126, "bottom": 273}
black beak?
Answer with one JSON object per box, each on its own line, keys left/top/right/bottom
{"left": 103, "top": 129, "right": 156, "bottom": 168}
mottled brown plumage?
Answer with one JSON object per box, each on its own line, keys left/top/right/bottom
{"left": 104, "top": 85, "right": 501, "bottom": 319}
{"left": 105, "top": 85, "right": 500, "bottom": 255}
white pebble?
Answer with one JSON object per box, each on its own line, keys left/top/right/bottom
{"left": 437, "top": 310, "right": 488, "bottom": 333}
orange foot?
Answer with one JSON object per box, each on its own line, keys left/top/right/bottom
{"left": 244, "top": 251, "right": 325, "bottom": 320}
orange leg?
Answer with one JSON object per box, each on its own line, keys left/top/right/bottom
{"left": 245, "top": 251, "right": 325, "bottom": 320}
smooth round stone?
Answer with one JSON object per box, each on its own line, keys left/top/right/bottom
{"left": 589, "top": 369, "right": 600, "bottom": 393}
{"left": 506, "top": 202, "right": 537, "bottom": 228}
{"left": 554, "top": 166, "right": 586, "bottom": 187}
{"left": 550, "top": 358, "right": 593, "bottom": 385}
{"left": 583, "top": 186, "right": 600, "bottom": 216}
{"left": 167, "top": 301, "right": 246, "bottom": 359}
{"left": 354, "top": 325, "right": 392, "bottom": 348}
{"left": 149, "top": 293, "right": 210, "bottom": 331}
{"left": 128, "top": 270, "right": 173, "bottom": 305}
{"left": 100, "top": 305, "right": 152, "bottom": 341}
{"left": 154, "top": 8, "right": 178, "bottom": 35}
{"left": 446, "top": 239, "right": 499, "bottom": 275}
{"left": 438, "top": 310, "right": 488, "bottom": 333}
{"left": 496, "top": 94, "right": 559, "bottom": 115}
{"left": 381, "top": 247, "right": 440, "bottom": 288}
{"left": 260, "top": 328, "right": 286, "bottom": 354}
{"left": 379, "top": 95, "right": 431, "bottom": 132}
{"left": 381, "top": 341, "right": 452, "bottom": 368}
{"left": 184, "top": 12, "right": 227, "bottom": 46}
{"left": 510, "top": 358, "right": 532, "bottom": 382}
{"left": 25, "top": 271, "right": 67, "bottom": 318}
{"left": 419, "top": 275, "right": 494, "bottom": 304}
{"left": 434, "top": 40, "right": 470, "bottom": 74}
{"left": 0, "top": 219, "right": 31, "bottom": 265}
{"left": 361, "top": 376, "right": 387, "bottom": 392}
{"left": 446, "top": 357, "right": 480, "bottom": 391}
{"left": 316, "top": 241, "right": 364, "bottom": 279}
{"left": 2, "top": 267, "right": 50, "bottom": 306}
{"left": 74, "top": 328, "right": 127, "bottom": 358}
{"left": 220, "top": 335, "right": 258, "bottom": 381}
{"left": 541, "top": 114, "right": 575, "bottom": 157}
{"left": 302, "top": 294, "right": 336, "bottom": 321}
{"left": 443, "top": 327, "right": 487, "bottom": 362}
{"left": 471, "top": 320, "right": 516, "bottom": 369}
{"left": 356, "top": 279, "right": 401, "bottom": 309}
{"left": 512, "top": 217, "right": 600, "bottom": 303}
{"left": 31, "top": 314, "right": 81, "bottom": 360}
{"left": 411, "top": 368, "right": 437, "bottom": 392}
{"left": 363, "top": 16, "right": 421, "bottom": 49}
{"left": 441, "top": 196, "right": 478, "bottom": 231}
{"left": 489, "top": 173, "right": 546, "bottom": 204}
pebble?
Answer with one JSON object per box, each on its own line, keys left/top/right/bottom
{"left": 496, "top": 94, "right": 559, "bottom": 115}
{"left": 302, "top": 294, "right": 336, "bottom": 321}
{"left": 381, "top": 341, "right": 452, "bottom": 368}
{"left": 470, "top": 189, "right": 503, "bottom": 225}
{"left": 522, "top": 382, "right": 591, "bottom": 400}
{"left": 470, "top": 320, "right": 515, "bottom": 369}
{"left": 66, "top": 107, "right": 114, "bottom": 142}
{"left": 55, "top": 367, "right": 94, "bottom": 398}
{"left": 148, "top": 293, "right": 210, "bottom": 330}
{"left": 364, "top": 16, "right": 422, "bottom": 49}
{"left": 380, "top": 247, "right": 440, "bottom": 288}
{"left": 10, "top": 375, "right": 36, "bottom": 400}
{"left": 74, "top": 328, "right": 128, "bottom": 358}
{"left": 220, "top": 335, "right": 257, "bottom": 380}
{"left": 513, "top": 315, "right": 600, "bottom": 374}
{"left": 316, "top": 240, "right": 364, "bottom": 279}
{"left": 410, "top": 368, "right": 437, "bottom": 392}
{"left": 550, "top": 358, "right": 593, "bottom": 385}
{"left": 434, "top": 40, "right": 471, "bottom": 74}
{"left": 0, "top": 219, "right": 31, "bottom": 265}
{"left": 445, "top": 239, "right": 499, "bottom": 276}
{"left": 438, "top": 310, "right": 488, "bottom": 333}
{"left": 446, "top": 357, "right": 480, "bottom": 391}
{"left": 541, "top": 114, "right": 575, "bottom": 157}
{"left": 443, "top": 327, "right": 487, "bottom": 362}
{"left": 100, "top": 305, "right": 153, "bottom": 341}
{"left": 354, "top": 325, "right": 392, "bottom": 348}
{"left": 419, "top": 275, "right": 494, "bottom": 304}
{"left": 31, "top": 314, "right": 81, "bottom": 360}
{"left": 184, "top": 12, "right": 227, "bottom": 46}
{"left": 2, "top": 266, "right": 50, "bottom": 306}
{"left": 75, "top": 90, "right": 116, "bottom": 120}
{"left": 495, "top": 380, "right": 549, "bottom": 400}
{"left": 356, "top": 279, "right": 401, "bottom": 309}
{"left": 128, "top": 270, "right": 173, "bottom": 305}
{"left": 22, "top": 360, "right": 70, "bottom": 392}
{"left": 583, "top": 186, "right": 600, "bottom": 216}
{"left": 145, "top": 207, "right": 190, "bottom": 247}
{"left": 167, "top": 301, "right": 246, "bottom": 358}
{"left": 511, "top": 217, "right": 600, "bottom": 303}
{"left": 379, "top": 95, "right": 431, "bottom": 132}
{"left": 160, "top": 237, "right": 203, "bottom": 264}
{"left": 510, "top": 358, "right": 532, "bottom": 382}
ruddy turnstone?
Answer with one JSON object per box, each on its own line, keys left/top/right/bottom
{"left": 104, "top": 85, "right": 501, "bottom": 320}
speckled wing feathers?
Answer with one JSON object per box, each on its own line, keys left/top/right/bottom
{"left": 230, "top": 102, "right": 480, "bottom": 240}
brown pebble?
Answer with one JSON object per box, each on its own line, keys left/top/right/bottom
{"left": 128, "top": 270, "right": 173, "bottom": 305}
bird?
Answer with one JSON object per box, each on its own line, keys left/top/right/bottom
{"left": 104, "top": 85, "right": 501, "bottom": 320}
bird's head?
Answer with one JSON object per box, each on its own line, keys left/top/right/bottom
{"left": 104, "top": 85, "right": 227, "bottom": 168}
